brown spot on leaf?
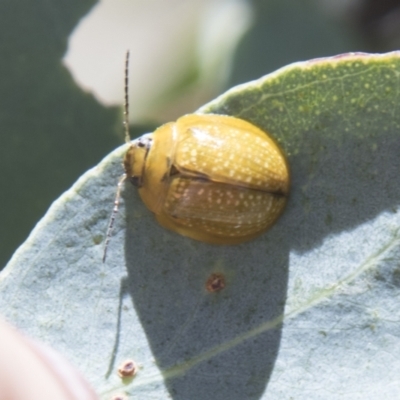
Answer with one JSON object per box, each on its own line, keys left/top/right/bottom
{"left": 118, "top": 359, "right": 138, "bottom": 378}
{"left": 205, "top": 273, "right": 226, "bottom": 292}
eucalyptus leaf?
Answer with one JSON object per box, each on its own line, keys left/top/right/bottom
{"left": 1, "top": 52, "right": 400, "bottom": 399}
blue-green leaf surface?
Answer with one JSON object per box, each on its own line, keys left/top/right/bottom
{"left": 1, "top": 52, "right": 400, "bottom": 399}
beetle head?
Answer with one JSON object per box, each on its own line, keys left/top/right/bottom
{"left": 123, "top": 133, "right": 153, "bottom": 188}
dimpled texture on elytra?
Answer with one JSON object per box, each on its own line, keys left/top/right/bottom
{"left": 174, "top": 120, "right": 287, "bottom": 194}
{"left": 163, "top": 177, "right": 286, "bottom": 238}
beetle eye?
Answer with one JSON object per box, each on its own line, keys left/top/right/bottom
{"left": 130, "top": 176, "right": 142, "bottom": 187}
{"left": 137, "top": 136, "right": 153, "bottom": 148}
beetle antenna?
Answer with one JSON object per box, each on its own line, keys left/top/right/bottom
{"left": 103, "top": 50, "right": 131, "bottom": 263}
{"left": 124, "top": 50, "right": 130, "bottom": 143}
{"left": 103, "top": 174, "right": 126, "bottom": 263}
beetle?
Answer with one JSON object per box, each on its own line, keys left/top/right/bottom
{"left": 124, "top": 113, "right": 290, "bottom": 244}
{"left": 103, "top": 52, "right": 289, "bottom": 261}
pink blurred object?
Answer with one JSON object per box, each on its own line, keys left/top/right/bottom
{"left": 0, "top": 318, "right": 98, "bottom": 400}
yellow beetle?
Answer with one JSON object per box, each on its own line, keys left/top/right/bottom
{"left": 103, "top": 52, "right": 289, "bottom": 261}
{"left": 124, "top": 113, "right": 290, "bottom": 244}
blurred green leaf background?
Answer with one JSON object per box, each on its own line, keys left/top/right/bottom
{"left": 0, "top": 0, "right": 399, "bottom": 269}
